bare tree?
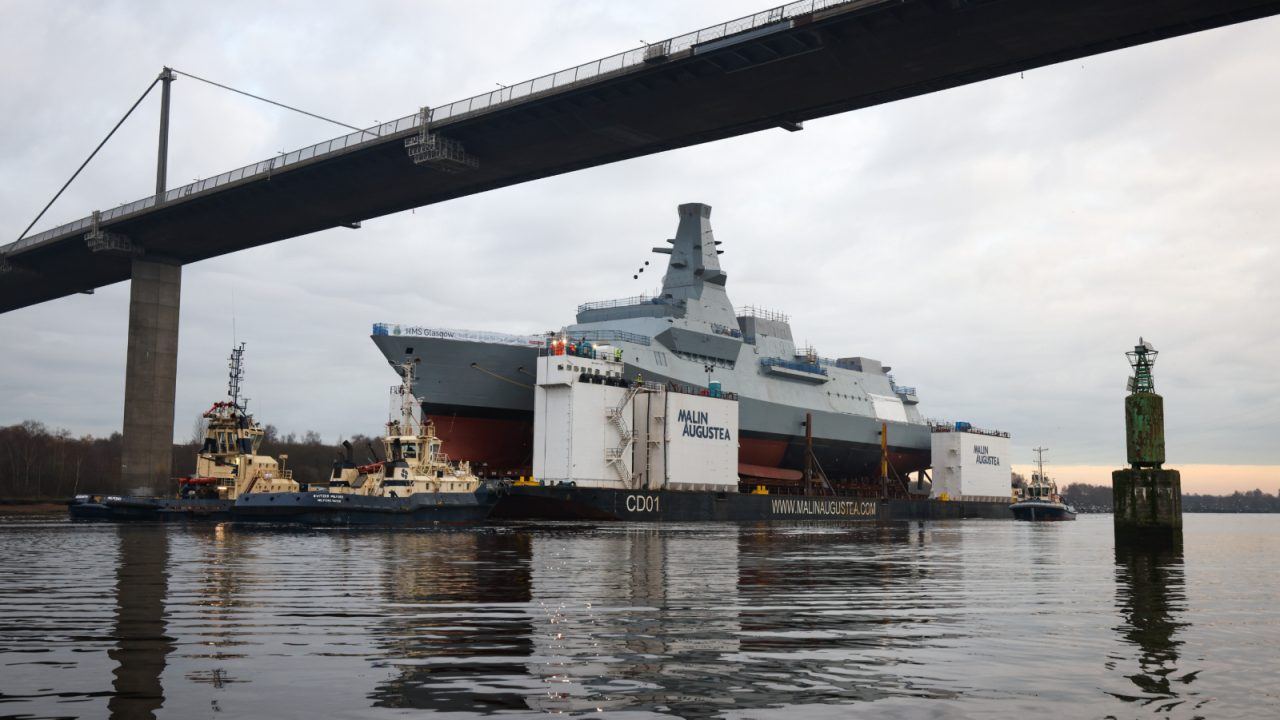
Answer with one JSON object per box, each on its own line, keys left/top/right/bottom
{"left": 190, "top": 414, "right": 209, "bottom": 446}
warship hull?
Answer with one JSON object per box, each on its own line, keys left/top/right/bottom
{"left": 493, "top": 485, "right": 1011, "bottom": 522}
{"left": 372, "top": 334, "right": 931, "bottom": 480}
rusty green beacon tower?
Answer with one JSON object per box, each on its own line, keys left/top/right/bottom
{"left": 1112, "top": 338, "right": 1182, "bottom": 539}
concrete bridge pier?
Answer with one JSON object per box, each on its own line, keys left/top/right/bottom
{"left": 120, "top": 257, "right": 181, "bottom": 493}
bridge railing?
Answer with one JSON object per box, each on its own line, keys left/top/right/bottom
{"left": 431, "top": 0, "right": 858, "bottom": 124}
{"left": 8, "top": 0, "right": 865, "bottom": 255}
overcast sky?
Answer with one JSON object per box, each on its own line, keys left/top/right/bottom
{"left": 1, "top": 1, "right": 1277, "bottom": 491}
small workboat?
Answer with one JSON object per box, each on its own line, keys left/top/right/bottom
{"left": 232, "top": 360, "right": 502, "bottom": 525}
{"left": 69, "top": 343, "right": 298, "bottom": 521}
{"left": 1010, "top": 447, "right": 1076, "bottom": 521}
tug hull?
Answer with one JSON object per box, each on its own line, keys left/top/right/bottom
{"left": 231, "top": 488, "right": 501, "bottom": 526}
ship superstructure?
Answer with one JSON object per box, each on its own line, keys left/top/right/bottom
{"left": 372, "top": 203, "right": 929, "bottom": 486}
{"left": 183, "top": 343, "right": 300, "bottom": 499}
{"left": 327, "top": 361, "right": 484, "bottom": 498}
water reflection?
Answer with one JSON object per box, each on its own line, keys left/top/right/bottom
{"left": 524, "top": 526, "right": 743, "bottom": 715}
{"left": 368, "top": 530, "right": 535, "bottom": 713}
{"left": 1111, "top": 537, "right": 1191, "bottom": 713}
{"left": 8, "top": 516, "right": 1276, "bottom": 719}
{"left": 734, "top": 524, "right": 965, "bottom": 708}
{"left": 108, "top": 525, "right": 173, "bottom": 720}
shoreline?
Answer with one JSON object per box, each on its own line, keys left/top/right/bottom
{"left": 0, "top": 500, "right": 68, "bottom": 514}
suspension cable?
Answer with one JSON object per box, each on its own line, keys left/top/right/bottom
{"left": 15, "top": 76, "right": 160, "bottom": 243}
{"left": 171, "top": 68, "right": 364, "bottom": 133}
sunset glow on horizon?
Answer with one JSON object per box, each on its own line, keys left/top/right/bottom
{"left": 1011, "top": 464, "right": 1280, "bottom": 495}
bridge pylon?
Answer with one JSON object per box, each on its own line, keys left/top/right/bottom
{"left": 121, "top": 257, "right": 182, "bottom": 492}
{"left": 120, "top": 67, "right": 180, "bottom": 493}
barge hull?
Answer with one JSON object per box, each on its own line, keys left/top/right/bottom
{"left": 493, "top": 486, "right": 1011, "bottom": 522}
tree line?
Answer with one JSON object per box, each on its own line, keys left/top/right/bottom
{"left": 1063, "top": 482, "right": 1280, "bottom": 513}
{"left": 0, "top": 420, "right": 376, "bottom": 499}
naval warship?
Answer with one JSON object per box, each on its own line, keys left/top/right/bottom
{"left": 373, "top": 203, "right": 933, "bottom": 491}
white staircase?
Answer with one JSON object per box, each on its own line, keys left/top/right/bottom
{"left": 605, "top": 385, "right": 642, "bottom": 486}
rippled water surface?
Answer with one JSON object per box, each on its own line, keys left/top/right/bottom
{"left": 1, "top": 514, "right": 1276, "bottom": 719}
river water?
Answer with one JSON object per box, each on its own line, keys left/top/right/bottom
{"left": 0, "top": 514, "right": 1275, "bottom": 719}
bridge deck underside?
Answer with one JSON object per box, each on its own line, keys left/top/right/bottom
{"left": 4, "top": 0, "right": 1278, "bottom": 311}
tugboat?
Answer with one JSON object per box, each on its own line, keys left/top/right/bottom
{"left": 69, "top": 343, "right": 298, "bottom": 521}
{"left": 232, "top": 360, "right": 502, "bottom": 525}
{"left": 1010, "top": 447, "right": 1077, "bottom": 521}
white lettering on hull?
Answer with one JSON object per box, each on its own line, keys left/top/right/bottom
{"left": 769, "top": 498, "right": 878, "bottom": 517}
{"left": 625, "top": 494, "right": 660, "bottom": 513}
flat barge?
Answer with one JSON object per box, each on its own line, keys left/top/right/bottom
{"left": 494, "top": 485, "right": 1009, "bottom": 522}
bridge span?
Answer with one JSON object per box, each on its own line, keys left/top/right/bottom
{"left": 4, "top": 0, "right": 1279, "bottom": 311}
{"left": 4, "top": 0, "right": 1278, "bottom": 490}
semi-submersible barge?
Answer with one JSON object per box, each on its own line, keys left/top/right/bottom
{"left": 376, "top": 203, "right": 1014, "bottom": 521}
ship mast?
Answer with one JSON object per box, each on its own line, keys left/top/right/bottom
{"left": 1033, "top": 446, "right": 1049, "bottom": 495}
{"left": 393, "top": 360, "right": 421, "bottom": 435}
{"left": 228, "top": 342, "right": 246, "bottom": 412}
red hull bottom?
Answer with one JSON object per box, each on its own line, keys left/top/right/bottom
{"left": 426, "top": 414, "right": 534, "bottom": 477}
{"left": 431, "top": 415, "right": 929, "bottom": 486}
{"left": 739, "top": 437, "right": 788, "bottom": 466}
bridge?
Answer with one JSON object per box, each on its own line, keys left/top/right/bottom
{"left": 4, "top": 0, "right": 1277, "bottom": 488}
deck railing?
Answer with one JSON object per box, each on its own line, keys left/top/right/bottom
{"left": 737, "top": 305, "right": 790, "bottom": 323}
{"left": 760, "top": 357, "right": 827, "bottom": 375}
{"left": 371, "top": 323, "right": 547, "bottom": 348}
{"left": 577, "top": 294, "right": 676, "bottom": 315}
